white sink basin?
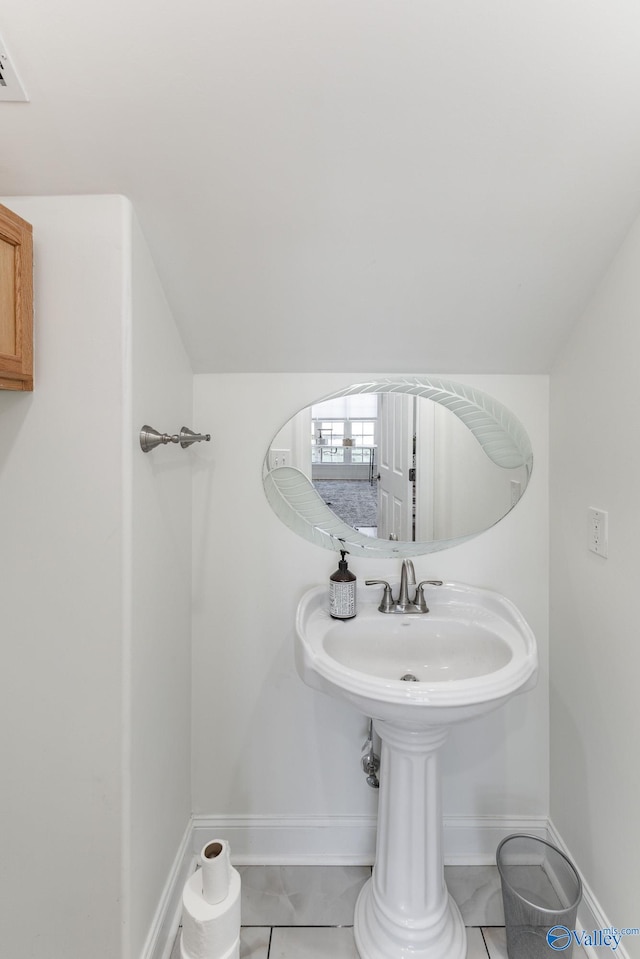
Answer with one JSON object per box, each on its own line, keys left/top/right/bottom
{"left": 295, "top": 582, "right": 537, "bottom": 726}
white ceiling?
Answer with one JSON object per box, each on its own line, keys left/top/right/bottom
{"left": 2, "top": 1, "right": 640, "bottom": 373}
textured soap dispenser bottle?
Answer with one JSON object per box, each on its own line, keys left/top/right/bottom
{"left": 329, "top": 550, "right": 357, "bottom": 620}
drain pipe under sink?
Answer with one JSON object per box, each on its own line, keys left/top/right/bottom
{"left": 361, "top": 719, "right": 380, "bottom": 789}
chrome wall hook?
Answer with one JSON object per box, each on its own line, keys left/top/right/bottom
{"left": 140, "top": 425, "right": 211, "bottom": 453}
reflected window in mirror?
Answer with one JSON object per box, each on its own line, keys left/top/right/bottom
{"left": 263, "top": 377, "right": 533, "bottom": 559}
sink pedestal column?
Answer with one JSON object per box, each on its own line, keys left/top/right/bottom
{"left": 354, "top": 720, "right": 466, "bottom": 959}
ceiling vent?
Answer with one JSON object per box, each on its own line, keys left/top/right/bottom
{"left": 0, "top": 37, "right": 28, "bottom": 102}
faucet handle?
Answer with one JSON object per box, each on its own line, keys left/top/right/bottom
{"left": 413, "top": 580, "right": 444, "bottom": 613}
{"left": 365, "top": 580, "right": 395, "bottom": 613}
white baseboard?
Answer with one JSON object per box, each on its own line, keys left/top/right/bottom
{"left": 190, "top": 813, "right": 549, "bottom": 865}
{"left": 547, "top": 821, "right": 634, "bottom": 959}
{"left": 142, "top": 818, "right": 194, "bottom": 959}
{"left": 191, "top": 814, "right": 376, "bottom": 865}
{"left": 443, "top": 815, "right": 549, "bottom": 865}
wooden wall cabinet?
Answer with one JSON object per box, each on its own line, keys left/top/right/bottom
{"left": 0, "top": 203, "right": 33, "bottom": 391}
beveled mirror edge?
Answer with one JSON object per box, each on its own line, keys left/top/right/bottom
{"left": 264, "top": 466, "right": 478, "bottom": 557}
{"left": 323, "top": 376, "right": 533, "bottom": 470}
{"left": 262, "top": 375, "right": 534, "bottom": 558}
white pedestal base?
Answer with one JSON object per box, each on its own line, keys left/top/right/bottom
{"left": 354, "top": 880, "right": 466, "bottom": 959}
{"left": 353, "top": 720, "right": 467, "bottom": 959}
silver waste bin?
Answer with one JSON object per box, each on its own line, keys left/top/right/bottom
{"left": 497, "top": 834, "right": 582, "bottom": 958}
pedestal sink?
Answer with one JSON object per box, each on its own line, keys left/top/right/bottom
{"left": 295, "top": 582, "right": 537, "bottom": 959}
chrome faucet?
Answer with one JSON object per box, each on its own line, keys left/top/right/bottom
{"left": 397, "top": 559, "right": 416, "bottom": 612}
{"left": 366, "top": 561, "right": 443, "bottom": 614}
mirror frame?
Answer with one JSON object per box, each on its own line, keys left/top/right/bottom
{"left": 263, "top": 375, "right": 533, "bottom": 558}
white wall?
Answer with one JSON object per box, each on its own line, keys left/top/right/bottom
{"left": 128, "top": 215, "right": 193, "bottom": 958}
{"left": 192, "top": 373, "right": 549, "bottom": 855}
{"left": 0, "top": 195, "right": 127, "bottom": 959}
{"left": 550, "top": 213, "right": 640, "bottom": 954}
{"left": 0, "top": 196, "right": 192, "bottom": 959}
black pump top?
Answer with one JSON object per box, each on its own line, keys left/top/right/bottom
{"left": 339, "top": 549, "right": 349, "bottom": 570}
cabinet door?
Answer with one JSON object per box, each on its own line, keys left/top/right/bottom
{"left": 0, "top": 204, "right": 33, "bottom": 391}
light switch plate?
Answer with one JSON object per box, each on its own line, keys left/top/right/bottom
{"left": 268, "top": 448, "right": 291, "bottom": 470}
{"left": 588, "top": 507, "right": 608, "bottom": 557}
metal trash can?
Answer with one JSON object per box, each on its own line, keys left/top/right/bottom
{"left": 497, "top": 834, "right": 582, "bottom": 958}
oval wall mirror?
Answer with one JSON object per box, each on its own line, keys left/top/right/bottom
{"left": 263, "top": 376, "right": 533, "bottom": 558}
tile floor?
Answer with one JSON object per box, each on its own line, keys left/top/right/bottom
{"left": 170, "top": 864, "right": 582, "bottom": 958}
{"left": 171, "top": 866, "right": 507, "bottom": 959}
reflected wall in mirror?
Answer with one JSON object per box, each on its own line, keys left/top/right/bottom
{"left": 263, "top": 376, "right": 533, "bottom": 558}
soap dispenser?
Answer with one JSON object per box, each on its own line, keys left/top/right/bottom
{"left": 329, "top": 550, "right": 357, "bottom": 620}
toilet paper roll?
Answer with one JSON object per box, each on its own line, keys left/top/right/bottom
{"left": 180, "top": 864, "right": 241, "bottom": 959}
{"left": 200, "top": 840, "right": 231, "bottom": 904}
